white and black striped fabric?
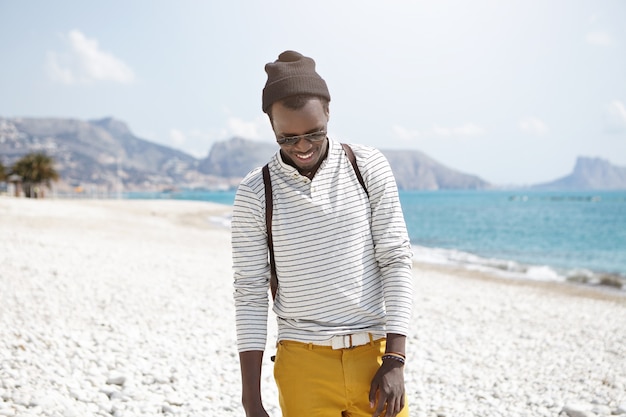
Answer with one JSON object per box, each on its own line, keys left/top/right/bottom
{"left": 232, "top": 138, "right": 413, "bottom": 352}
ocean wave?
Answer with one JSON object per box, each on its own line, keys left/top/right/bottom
{"left": 208, "top": 213, "right": 232, "bottom": 229}
{"left": 412, "top": 245, "right": 626, "bottom": 292}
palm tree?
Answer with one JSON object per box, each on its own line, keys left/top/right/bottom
{"left": 12, "top": 152, "right": 60, "bottom": 198}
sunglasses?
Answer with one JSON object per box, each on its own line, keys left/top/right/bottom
{"left": 276, "top": 130, "right": 327, "bottom": 146}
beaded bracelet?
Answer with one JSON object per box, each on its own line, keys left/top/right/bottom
{"left": 382, "top": 354, "right": 406, "bottom": 365}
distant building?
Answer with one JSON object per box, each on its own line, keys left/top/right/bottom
{"left": 7, "top": 174, "right": 23, "bottom": 197}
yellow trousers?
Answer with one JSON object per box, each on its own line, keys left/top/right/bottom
{"left": 273, "top": 337, "right": 409, "bottom": 417}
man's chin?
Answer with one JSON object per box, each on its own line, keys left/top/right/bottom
{"left": 295, "top": 160, "right": 317, "bottom": 170}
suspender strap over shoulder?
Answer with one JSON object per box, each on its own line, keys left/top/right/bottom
{"left": 263, "top": 143, "right": 367, "bottom": 301}
{"left": 341, "top": 143, "right": 368, "bottom": 198}
{"left": 261, "top": 164, "right": 278, "bottom": 301}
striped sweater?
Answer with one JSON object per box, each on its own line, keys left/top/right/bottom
{"left": 232, "top": 138, "right": 413, "bottom": 352}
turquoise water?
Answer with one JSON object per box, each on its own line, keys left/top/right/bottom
{"left": 400, "top": 191, "right": 626, "bottom": 278}
{"left": 127, "top": 189, "right": 626, "bottom": 285}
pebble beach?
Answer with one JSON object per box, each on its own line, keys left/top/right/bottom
{"left": 1, "top": 197, "right": 624, "bottom": 417}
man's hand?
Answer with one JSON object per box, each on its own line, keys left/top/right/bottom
{"left": 368, "top": 359, "right": 406, "bottom": 417}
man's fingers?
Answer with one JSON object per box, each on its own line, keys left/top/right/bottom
{"left": 373, "top": 392, "right": 387, "bottom": 416}
{"left": 368, "top": 381, "right": 378, "bottom": 408}
{"left": 384, "top": 395, "right": 401, "bottom": 417}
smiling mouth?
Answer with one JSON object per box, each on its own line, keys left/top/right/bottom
{"left": 295, "top": 151, "right": 314, "bottom": 160}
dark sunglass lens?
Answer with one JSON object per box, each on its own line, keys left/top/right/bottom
{"left": 278, "top": 131, "right": 325, "bottom": 146}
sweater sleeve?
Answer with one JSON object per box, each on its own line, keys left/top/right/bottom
{"left": 232, "top": 170, "right": 271, "bottom": 352}
{"left": 358, "top": 147, "right": 414, "bottom": 336}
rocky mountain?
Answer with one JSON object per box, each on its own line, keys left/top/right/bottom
{"left": 1, "top": 116, "right": 491, "bottom": 192}
{"left": 196, "top": 136, "right": 491, "bottom": 190}
{"left": 381, "top": 149, "right": 489, "bottom": 190}
{"left": 0, "top": 117, "right": 232, "bottom": 192}
{"left": 533, "top": 157, "right": 626, "bottom": 190}
{"left": 198, "top": 137, "right": 275, "bottom": 178}
{"left": 7, "top": 116, "right": 625, "bottom": 193}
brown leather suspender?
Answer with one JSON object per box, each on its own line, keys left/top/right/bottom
{"left": 340, "top": 143, "right": 368, "bottom": 197}
{"left": 261, "top": 163, "right": 278, "bottom": 300}
{"left": 262, "top": 143, "right": 368, "bottom": 300}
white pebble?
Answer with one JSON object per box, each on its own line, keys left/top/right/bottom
{"left": 106, "top": 375, "right": 126, "bottom": 386}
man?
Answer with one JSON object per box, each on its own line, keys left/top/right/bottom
{"left": 232, "top": 50, "right": 414, "bottom": 417}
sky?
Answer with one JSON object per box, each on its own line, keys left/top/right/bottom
{"left": 1, "top": 0, "right": 625, "bottom": 185}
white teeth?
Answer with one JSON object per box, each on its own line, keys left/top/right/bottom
{"left": 297, "top": 152, "right": 313, "bottom": 160}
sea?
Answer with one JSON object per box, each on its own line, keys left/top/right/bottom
{"left": 127, "top": 189, "right": 626, "bottom": 291}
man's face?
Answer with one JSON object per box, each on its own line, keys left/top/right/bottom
{"left": 270, "top": 98, "right": 329, "bottom": 172}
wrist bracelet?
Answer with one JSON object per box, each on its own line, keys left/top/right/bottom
{"left": 382, "top": 354, "right": 406, "bottom": 365}
{"left": 383, "top": 352, "right": 406, "bottom": 360}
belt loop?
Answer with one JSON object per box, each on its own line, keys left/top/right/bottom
{"left": 369, "top": 333, "right": 374, "bottom": 346}
{"left": 308, "top": 343, "right": 313, "bottom": 350}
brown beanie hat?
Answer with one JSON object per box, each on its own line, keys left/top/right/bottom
{"left": 262, "top": 50, "right": 331, "bottom": 113}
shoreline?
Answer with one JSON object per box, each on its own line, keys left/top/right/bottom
{"left": 412, "top": 260, "right": 626, "bottom": 304}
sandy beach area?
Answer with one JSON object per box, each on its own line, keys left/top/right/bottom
{"left": 1, "top": 197, "right": 624, "bottom": 417}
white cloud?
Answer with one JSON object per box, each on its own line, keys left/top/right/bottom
{"left": 169, "top": 129, "right": 186, "bottom": 146}
{"left": 46, "top": 30, "right": 135, "bottom": 84}
{"left": 605, "top": 100, "right": 626, "bottom": 133}
{"left": 392, "top": 125, "right": 420, "bottom": 140}
{"left": 163, "top": 128, "right": 213, "bottom": 158}
{"left": 161, "top": 117, "right": 274, "bottom": 158}
{"left": 226, "top": 116, "right": 273, "bottom": 140}
{"left": 519, "top": 117, "right": 548, "bottom": 135}
{"left": 585, "top": 31, "right": 614, "bottom": 46}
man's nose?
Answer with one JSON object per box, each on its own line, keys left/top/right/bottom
{"left": 293, "top": 137, "right": 313, "bottom": 150}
